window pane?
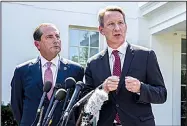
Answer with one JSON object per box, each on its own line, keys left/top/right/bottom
{"left": 80, "top": 30, "right": 89, "bottom": 46}
{"left": 79, "top": 47, "right": 88, "bottom": 64}
{"left": 69, "top": 47, "right": 79, "bottom": 63}
{"left": 90, "top": 48, "right": 98, "bottom": 57}
{"left": 90, "top": 32, "right": 99, "bottom": 47}
{"left": 182, "top": 54, "right": 186, "bottom": 70}
{"left": 69, "top": 29, "right": 79, "bottom": 46}
{"left": 181, "top": 86, "right": 187, "bottom": 101}
{"left": 181, "top": 102, "right": 187, "bottom": 117}
{"left": 181, "top": 70, "right": 187, "bottom": 85}
{"left": 182, "top": 39, "right": 186, "bottom": 53}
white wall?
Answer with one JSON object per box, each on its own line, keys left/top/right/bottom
{"left": 150, "top": 32, "right": 185, "bottom": 125}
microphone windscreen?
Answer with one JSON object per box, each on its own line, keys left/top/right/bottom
{"left": 55, "top": 88, "right": 67, "bottom": 101}
{"left": 80, "top": 89, "right": 108, "bottom": 126}
{"left": 65, "top": 77, "right": 76, "bottom": 89}
{"left": 54, "top": 83, "right": 62, "bottom": 89}
{"left": 76, "top": 81, "right": 84, "bottom": 90}
{"left": 43, "top": 81, "right": 52, "bottom": 93}
{"left": 84, "top": 89, "right": 108, "bottom": 116}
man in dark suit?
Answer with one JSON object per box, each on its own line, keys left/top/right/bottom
{"left": 10, "top": 23, "right": 84, "bottom": 126}
{"left": 83, "top": 6, "right": 167, "bottom": 126}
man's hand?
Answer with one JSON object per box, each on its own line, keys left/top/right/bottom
{"left": 103, "top": 76, "right": 120, "bottom": 93}
{"left": 125, "top": 76, "right": 141, "bottom": 93}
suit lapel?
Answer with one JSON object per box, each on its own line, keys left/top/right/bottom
{"left": 29, "top": 56, "right": 69, "bottom": 95}
{"left": 98, "top": 49, "right": 111, "bottom": 81}
{"left": 117, "top": 43, "right": 134, "bottom": 93}
{"left": 29, "top": 57, "right": 43, "bottom": 92}
{"left": 55, "top": 58, "right": 69, "bottom": 88}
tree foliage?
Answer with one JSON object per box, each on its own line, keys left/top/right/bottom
{"left": 1, "top": 103, "right": 18, "bottom": 126}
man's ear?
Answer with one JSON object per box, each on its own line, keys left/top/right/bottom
{"left": 34, "top": 41, "right": 40, "bottom": 50}
{"left": 99, "top": 26, "right": 105, "bottom": 35}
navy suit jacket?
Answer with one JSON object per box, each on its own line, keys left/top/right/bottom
{"left": 84, "top": 43, "right": 167, "bottom": 126}
{"left": 11, "top": 57, "right": 84, "bottom": 126}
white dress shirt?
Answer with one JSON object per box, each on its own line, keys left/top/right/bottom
{"left": 107, "top": 42, "right": 128, "bottom": 74}
{"left": 107, "top": 42, "right": 140, "bottom": 95}
{"left": 40, "top": 54, "right": 59, "bottom": 86}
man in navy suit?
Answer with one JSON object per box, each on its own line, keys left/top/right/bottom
{"left": 10, "top": 23, "right": 84, "bottom": 126}
{"left": 83, "top": 6, "right": 167, "bottom": 126}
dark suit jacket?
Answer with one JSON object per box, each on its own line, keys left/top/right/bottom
{"left": 11, "top": 56, "right": 84, "bottom": 126}
{"left": 84, "top": 43, "right": 167, "bottom": 126}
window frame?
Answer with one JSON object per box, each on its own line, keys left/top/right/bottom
{"left": 68, "top": 25, "right": 100, "bottom": 67}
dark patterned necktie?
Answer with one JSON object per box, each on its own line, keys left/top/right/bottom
{"left": 44, "top": 62, "right": 53, "bottom": 100}
{"left": 112, "top": 50, "right": 121, "bottom": 124}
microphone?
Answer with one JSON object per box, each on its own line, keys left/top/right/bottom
{"left": 81, "top": 89, "right": 108, "bottom": 126}
{"left": 60, "top": 81, "right": 84, "bottom": 126}
{"left": 73, "top": 90, "right": 94, "bottom": 108}
{"left": 74, "top": 83, "right": 103, "bottom": 108}
{"left": 31, "top": 81, "right": 52, "bottom": 126}
{"left": 42, "top": 83, "right": 62, "bottom": 126}
{"left": 64, "top": 77, "right": 76, "bottom": 89}
{"left": 84, "top": 88, "right": 108, "bottom": 115}
{"left": 44, "top": 88, "right": 67, "bottom": 126}
{"left": 37, "top": 106, "right": 44, "bottom": 126}
{"left": 57, "top": 77, "right": 76, "bottom": 125}
{"left": 62, "top": 77, "right": 76, "bottom": 111}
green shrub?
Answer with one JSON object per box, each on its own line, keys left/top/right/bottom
{"left": 1, "top": 103, "right": 18, "bottom": 126}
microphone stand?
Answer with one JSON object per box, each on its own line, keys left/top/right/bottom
{"left": 57, "top": 89, "right": 71, "bottom": 126}
{"left": 42, "top": 94, "right": 55, "bottom": 126}
{"left": 60, "top": 84, "right": 102, "bottom": 126}
{"left": 60, "top": 104, "right": 76, "bottom": 126}
{"left": 37, "top": 106, "right": 44, "bottom": 126}
{"left": 60, "top": 91, "right": 93, "bottom": 126}
{"left": 42, "top": 84, "right": 62, "bottom": 126}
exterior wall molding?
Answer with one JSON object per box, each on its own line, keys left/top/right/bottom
{"left": 150, "top": 11, "right": 186, "bottom": 34}
{"left": 139, "top": 2, "right": 186, "bottom": 34}
{"left": 139, "top": 2, "right": 168, "bottom": 16}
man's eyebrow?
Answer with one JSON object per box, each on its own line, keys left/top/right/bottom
{"left": 46, "top": 34, "right": 53, "bottom": 37}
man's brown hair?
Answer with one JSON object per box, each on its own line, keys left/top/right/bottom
{"left": 98, "top": 6, "right": 126, "bottom": 27}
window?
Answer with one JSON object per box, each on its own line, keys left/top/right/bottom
{"left": 69, "top": 27, "right": 99, "bottom": 67}
{"left": 181, "top": 38, "right": 187, "bottom": 126}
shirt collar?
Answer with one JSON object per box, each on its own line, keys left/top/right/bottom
{"left": 40, "top": 54, "right": 59, "bottom": 67}
{"left": 107, "top": 41, "right": 128, "bottom": 58}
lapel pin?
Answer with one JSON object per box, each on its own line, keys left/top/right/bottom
{"left": 64, "top": 67, "right": 67, "bottom": 70}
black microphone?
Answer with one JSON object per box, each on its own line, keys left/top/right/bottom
{"left": 62, "top": 77, "right": 76, "bottom": 112}
{"left": 44, "top": 88, "right": 67, "bottom": 126}
{"left": 31, "top": 81, "right": 52, "bottom": 126}
{"left": 57, "top": 77, "right": 76, "bottom": 126}
{"left": 60, "top": 81, "right": 84, "bottom": 126}
{"left": 73, "top": 90, "right": 94, "bottom": 108}
{"left": 42, "top": 83, "right": 62, "bottom": 126}
{"left": 74, "top": 83, "right": 103, "bottom": 108}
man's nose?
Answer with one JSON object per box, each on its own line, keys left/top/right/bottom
{"left": 53, "top": 36, "right": 60, "bottom": 41}
{"left": 53, "top": 38, "right": 60, "bottom": 44}
{"left": 114, "top": 24, "right": 120, "bottom": 31}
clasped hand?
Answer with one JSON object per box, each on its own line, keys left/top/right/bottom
{"left": 103, "top": 76, "right": 141, "bottom": 93}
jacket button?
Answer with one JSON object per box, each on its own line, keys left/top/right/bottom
{"left": 116, "top": 104, "right": 119, "bottom": 107}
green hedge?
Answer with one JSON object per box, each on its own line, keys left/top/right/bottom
{"left": 1, "top": 103, "right": 18, "bottom": 126}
